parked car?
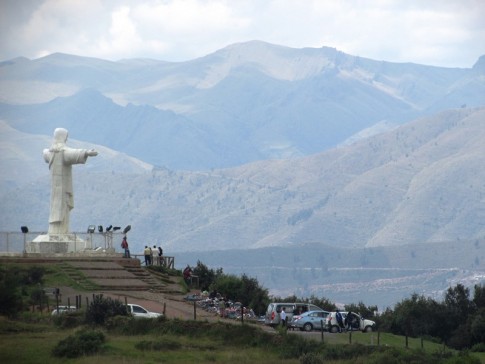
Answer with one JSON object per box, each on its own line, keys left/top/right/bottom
{"left": 127, "top": 303, "right": 163, "bottom": 318}
{"left": 326, "top": 311, "right": 376, "bottom": 333}
{"left": 264, "top": 302, "right": 323, "bottom": 327}
{"left": 51, "top": 305, "right": 77, "bottom": 315}
{"left": 289, "top": 310, "right": 330, "bottom": 331}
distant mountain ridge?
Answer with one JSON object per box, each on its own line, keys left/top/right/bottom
{"left": 1, "top": 41, "right": 484, "bottom": 308}
{"left": 1, "top": 41, "right": 484, "bottom": 170}
{"left": 1, "top": 107, "right": 485, "bottom": 255}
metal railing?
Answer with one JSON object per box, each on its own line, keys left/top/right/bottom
{"left": 0, "top": 231, "right": 124, "bottom": 254}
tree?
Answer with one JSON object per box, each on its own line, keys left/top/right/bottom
{"left": 390, "top": 293, "right": 450, "bottom": 340}
{"left": 0, "top": 267, "right": 24, "bottom": 317}
{"left": 192, "top": 260, "right": 223, "bottom": 291}
{"left": 344, "top": 301, "right": 378, "bottom": 319}
{"left": 210, "top": 273, "right": 270, "bottom": 315}
{"left": 473, "top": 284, "right": 485, "bottom": 309}
{"left": 444, "top": 284, "right": 474, "bottom": 320}
{"left": 85, "top": 295, "right": 128, "bottom": 326}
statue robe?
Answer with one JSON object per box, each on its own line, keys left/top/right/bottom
{"left": 43, "top": 146, "right": 89, "bottom": 234}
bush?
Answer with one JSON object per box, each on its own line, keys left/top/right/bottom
{"left": 299, "top": 352, "right": 323, "bottom": 364}
{"left": 85, "top": 295, "right": 128, "bottom": 326}
{"left": 135, "top": 338, "right": 182, "bottom": 351}
{"left": 52, "top": 311, "right": 84, "bottom": 329}
{"left": 470, "top": 342, "right": 485, "bottom": 352}
{"left": 105, "top": 315, "right": 166, "bottom": 335}
{"left": 51, "top": 329, "right": 105, "bottom": 358}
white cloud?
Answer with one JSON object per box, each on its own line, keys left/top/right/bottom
{"left": 0, "top": 0, "right": 483, "bottom": 67}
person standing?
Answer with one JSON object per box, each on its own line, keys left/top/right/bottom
{"left": 151, "top": 245, "right": 156, "bottom": 265}
{"left": 280, "top": 307, "right": 287, "bottom": 329}
{"left": 121, "top": 236, "right": 130, "bottom": 258}
{"left": 143, "top": 246, "right": 151, "bottom": 266}
{"left": 157, "top": 246, "right": 163, "bottom": 265}
{"left": 336, "top": 309, "right": 344, "bottom": 333}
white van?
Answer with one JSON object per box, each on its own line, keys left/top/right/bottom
{"left": 264, "top": 302, "right": 323, "bottom": 327}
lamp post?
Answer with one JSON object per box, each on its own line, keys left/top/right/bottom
{"left": 21, "top": 226, "right": 28, "bottom": 255}
{"left": 87, "top": 225, "right": 95, "bottom": 249}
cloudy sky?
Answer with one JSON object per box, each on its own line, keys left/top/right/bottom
{"left": 1, "top": 0, "right": 484, "bottom": 68}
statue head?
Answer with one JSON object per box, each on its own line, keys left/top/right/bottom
{"left": 53, "top": 128, "right": 68, "bottom": 144}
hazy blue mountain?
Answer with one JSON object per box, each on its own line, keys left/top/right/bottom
{"left": 1, "top": 42, "right": 484, "bottom": 307}
{"left": 1, "top": 41, "right": 483, "bottom": 170}
{"left": 1, "top": 107, "right": 485, "bottom": 254}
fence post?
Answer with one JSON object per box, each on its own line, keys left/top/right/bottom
{"left": 193, "top": 300, "right": 197, "bottom": 320}
{"left": 321, "top": 320, "right": 324, "bottom": 342}
{"left": 349, "top": 330, "right": 352, "bottom": 344}
{"left": 378, "top": 330, "right": 380, "bottom": 346}
{"left": 163, "top": 302, "right": 166, "bottom": 316}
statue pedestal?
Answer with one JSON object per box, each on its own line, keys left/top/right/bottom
{"left": 28, "top": 234, "right": 118, "bottom": 256}
{"left": 29, "top": 234, "right": 85, "bottom": 254}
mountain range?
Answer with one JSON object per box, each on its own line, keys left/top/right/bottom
{"left": 1, "top": 41, "right": 484, "bottom": 306}
{"left": 1, "top": 41, "right": 484, "bottom": 171}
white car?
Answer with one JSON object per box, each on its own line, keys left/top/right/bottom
{"left": 326, "top": 311, "right": 376, "bottom": 333}
{"left": 127, "top": 303, "right": 163, "bottom": 318}
{"left": 51, "top": 305, "right": 77, "bottom": 315}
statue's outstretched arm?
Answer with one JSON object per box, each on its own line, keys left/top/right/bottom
{"left": 86, "top": 149, "right": 98, "bottom": 157}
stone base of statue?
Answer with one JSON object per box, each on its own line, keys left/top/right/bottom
{"left": 29, "top": 234, "right": 82, "bottom": 254}
{"left": 28, "top": 234, "right": 117, "bottom": 256}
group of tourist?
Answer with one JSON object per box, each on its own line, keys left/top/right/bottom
{"left": 121, "top": 237, "right": 164, "bottom": 265}
{"left": 143, "top": 245, "right": 164, "bottom": 266}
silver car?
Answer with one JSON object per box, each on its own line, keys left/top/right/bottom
{"left": 290, "top": 310, "right": 330, "bottom": 331}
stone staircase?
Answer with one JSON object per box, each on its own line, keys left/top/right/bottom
{"left": 0, "top": 256, "right": 184, "bottom": 294}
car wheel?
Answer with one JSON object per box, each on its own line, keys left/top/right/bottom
{"left": 364, "top": 326, "right": 373, "bottom": 333}
{"left": 330, "top": 325, "right": 339, "bottom": 333}
{"left": 303, "top": 323, "right": 313, "bottom": 332}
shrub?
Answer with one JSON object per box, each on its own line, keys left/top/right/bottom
{"left": 470, "top": 342, "right": 485, "bottom": 352}
{"left": 135, "top": 338, "right": 182, "bottom": 351}
{"left": 84, "top": 295, "right": 128, "bottom": 326}
{"left": 299, "top": 352, "right": 324, "bottom": 364}
{"left": 105, "top": 315, "right": 166, "bottom": 335}
{"left": 52, "top": 311, "right": 84, "bottom": 329}
{"left": 51, "top": 329, "right": 105, "bottom": 358}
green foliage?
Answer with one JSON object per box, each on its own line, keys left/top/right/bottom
{"left": 135, "top": 338, "right": 182, "bottom": 351}
{"left": 470, "top": 342, "right": 485, "bottom": 352}
{"left": 52, "top": 310, "right": 84, "bottom": 328}
{"left": 376, "top": 284, "right": 485, "bottom": 350}
{"left": 51, "top": 328, "right": 105, "bottom": 358}
{"left": 388, "top": 293, "right": 451, "bottom": 339}
{"left": 445, "top": 284, "right": 474, "bottom": 320}
{"left": 278, "top": 332, "right": 320, "bottom": 359}
{"left": 22, "top": 266, "right": 45, "bottom": 285}
{"left": 473, "top": 284, "right": 485, "bottom": 309}
{"left": 345, "top": 301, "right": 378, "bottom": 319}
{"left": 105, "top": 314, "right": 166, "bottom": 335}
{"left": 299, "top": 352, "right": 324, "bottom": 364}
{"left": 192, "top": 260, "right": 223, "bottom": 291}
{"left": 147, "top": 265, "right": 181, "bottom": 276}
{"left": 0, "top": 266, "right": 24, "bottom": 317}
{"left": 84, "top": 295, "right": 128, "bottom": 326}
{"left": 0, "top": 265, "right": 47, "bottom": 318}
{"left": 29, "top": 287, "right": 48, "bottom": 309}
{"left": 210, "top": 273, "right": 270, "bottom": 315}
{"left": 470, "top": 308, "right": 485, "bottom": 344}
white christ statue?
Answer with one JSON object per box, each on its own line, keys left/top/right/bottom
{"left": 43, "top": 128, "right": 98, "bottom": 235}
